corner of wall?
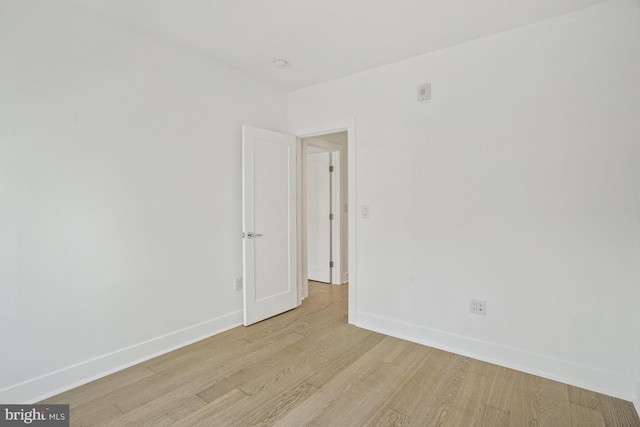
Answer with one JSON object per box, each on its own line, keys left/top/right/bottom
{"left": 0, "top": 311, "right": 242, "bottom": 403}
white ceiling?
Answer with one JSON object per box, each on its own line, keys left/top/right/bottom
{"left": 68, "top": 0, "right": 608, "bottom": 92}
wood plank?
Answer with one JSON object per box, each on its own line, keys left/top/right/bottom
{"left": 145, "top": 335, "right": 251, "bottom": 375}
{"left": 383, "top": 348, "right": 461, "bottom": 422}
{"left": 473, "top": 404, "right": 510, "bottom": 427}
{"left": 598, "top": 394, "right": 640, "bottom": 426}
{"left": 100, "top": 388, "right": 206, "bottom": 426}
{"left": 305, "top": 329, "right": 385, "bottom": 388}
{"left": 441, "top": 371, "right": 488, "bottom": 426}
{"left": 469, "top": 360, "right": 515, "bottom": 412}
{"left": 274, "top": 338, "right": 431, "bottom": 426}
{"left": 568, "top": 385, "right": 600, "bottom": 410}
{"left": 539, "top": 377, "right": 571, "bottom": 427}
{"left": 509, "top": 372, "right": 541, "bottom": 426}
{"left": 214, "top": 381, "right": 320, "bottom": 426}
{"left": 405, "top": 352, "right": 471, "bottom": 426}
{"left": 570, "top": 402, "right": 605, "bottom": 427}
{"left": 370, "top": 408, "right": 413, "bottom": 426}
{"left": 195, "top": 339, "right": 327, "bottom": 403}
{"left": 68, "top": 402, "right": 122, "bottom": 426}
{"left": 171, "top": 389, "right": 250, "bottom": 427}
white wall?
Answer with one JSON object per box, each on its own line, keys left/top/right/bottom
{"left": 289, "top": 0, "right": 640, "bottom": 401}
{"left": 0, "top": 0, "right": 287, "bottom": 402}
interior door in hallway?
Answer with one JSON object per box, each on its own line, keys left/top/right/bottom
{"left": 306, "top": 151, "right": 331, "bottom": 283}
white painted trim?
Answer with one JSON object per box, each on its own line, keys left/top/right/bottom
{"left": 635, "top": 380, "right": 640, "bottom": 418}
{"left": 330, "top": 151, "right": 341, "bottom": 285}
{"left": 290, "top": 119, "right": 357, "bottom": 323}
{"left": 296, "top": 139, "right": 307, "bottom": 303}
{"left": 346, "top": 124, "right": 356, "bottom": 321}
{"left": 304, "top": 138, "right": 342, "bottom": 153}
{"left": 356, "top": 311, "right": 637, "bottom": 402}
{"left": 0, "top": 311, "right": 243, "bottom": 404}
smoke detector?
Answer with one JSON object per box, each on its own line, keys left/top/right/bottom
{"left": 272, "top": 59, "right": 289, "bottom": 69}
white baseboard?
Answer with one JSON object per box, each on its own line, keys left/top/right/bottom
{"left": 342, "top": 272, "right": 349, "bottom": 283}
{"left": 355, "top": 311, "right": 637, "bottom": 402}
{"left": 0, "top": 311, "right": 243, "bottom": 404}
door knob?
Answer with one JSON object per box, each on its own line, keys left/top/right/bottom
{"left": 246, "top": 232, "right": 263, "bottom": 239}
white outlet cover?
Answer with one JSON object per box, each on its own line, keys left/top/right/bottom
{"left": 470, "top": 299, "right": 486, "bottom": 315}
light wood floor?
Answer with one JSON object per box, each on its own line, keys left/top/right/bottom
{"left": 43, "top": 282, "right": 640, "bottom": 426}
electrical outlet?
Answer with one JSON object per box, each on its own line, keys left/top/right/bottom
{"left": 234, "top": 277, "right": 243, "bottom": 291}
{"left": 470, "top": 299, "right": 486, "bottom": 315}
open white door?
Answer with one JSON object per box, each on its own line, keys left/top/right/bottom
{"left": 242, "top": 126, "right": 298, "bottom": 326}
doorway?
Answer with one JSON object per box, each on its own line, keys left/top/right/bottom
{"left": 243, "top": 121, "right": 356, "bottom": 325}
{"left": 300, "top": 131, "right": 348, "bottom": 299}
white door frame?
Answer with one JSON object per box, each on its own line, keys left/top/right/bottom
{"left": 291, "top": 119, "right": 357, "bottom": 324}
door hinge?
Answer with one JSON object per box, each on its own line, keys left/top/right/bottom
{"left": 329, "top": 213, "right": 334, "bottom": 220}
{"left": 329, "top": 165, "right": 334, "bottom": 172}
{"left": 330, "top": 261, "right": 334, "bottom": 268}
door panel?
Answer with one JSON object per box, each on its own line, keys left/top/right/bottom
{"left": 242, "top": 126, "right": 297, "bottom": 326}
{"left": 307, "top": 152, "right": 331, "bottom": 283}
